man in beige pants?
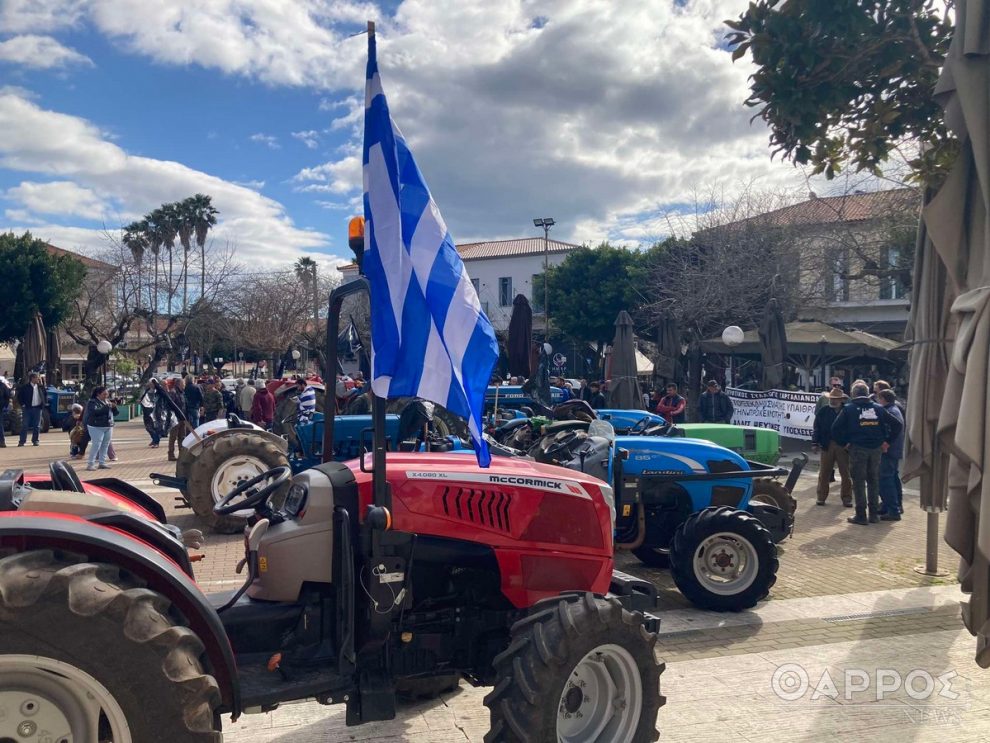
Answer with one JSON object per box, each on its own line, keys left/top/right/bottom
{"left": 811, "top": 387, "right": 852, "bottom": 506}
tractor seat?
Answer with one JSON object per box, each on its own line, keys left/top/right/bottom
{"left": 50, "top": 460, "right": 85, "bottom": 493}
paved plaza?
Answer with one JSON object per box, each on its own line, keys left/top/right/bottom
{"left": 4, "top": 419, "right": 989, "bottom": 742}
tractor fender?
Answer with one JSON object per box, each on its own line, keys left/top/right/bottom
{"left": 0, "top": 512, "right": 241, "bottom": 717}
{"left": 183, "top": 424, "right": 289, "bottom": 458}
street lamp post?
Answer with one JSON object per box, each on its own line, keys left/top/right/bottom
{"left": 532, "top": 217, "right": 555, "bottom": 340}
{"left": 721, "top": 326, "right": 744, "bottom": 387}
{"left": 96, "top": 340, "right": 112, "bottom": 386}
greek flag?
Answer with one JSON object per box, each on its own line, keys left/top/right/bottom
{"left": 362, "top": 31, "right": 499, "bottom": 466}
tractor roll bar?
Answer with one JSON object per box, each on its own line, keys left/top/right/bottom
{"left": 323, "top": 278, "right": 389, "bottom": 511}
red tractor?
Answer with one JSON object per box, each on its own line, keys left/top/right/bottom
{"left": 0, "top": 279, "right": 665, "bottom": 742}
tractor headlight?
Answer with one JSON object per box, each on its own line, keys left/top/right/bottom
{"left": 599, "top": 483, "right": 616, "bottom": 531}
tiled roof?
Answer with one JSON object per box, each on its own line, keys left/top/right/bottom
{"left": 725, "top": 188, "right": 919, "bottom": 229}
{"left": 338, "top": 236, "right": 581, "bottom": 271}
{"left": 46, "top": 243, "right": 114, "bottom": 270}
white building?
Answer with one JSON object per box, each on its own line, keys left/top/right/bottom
{"left": 337, "top": 237, "right": 580, "bottom": 332}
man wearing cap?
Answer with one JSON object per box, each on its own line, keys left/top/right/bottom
{"left": 812, "top": 387, "right": 852, "bottom": 506}
{"left": 698, "top": 379, "right": 733, "bottom": 423}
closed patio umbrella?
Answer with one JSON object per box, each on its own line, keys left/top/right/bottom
{"left": 913, "top": 0, "right": 990, "bottom": 666}
{"left": 655, "top": 312, "right": 680, "bottom": 383}
{"left": 607, "top": 310, "right": 641, "bottom": 409}
{"left": 507, "top": 294, "right": 533, "bottom": 378}
{"left": 21, "top": 312, "right": 46, "bottom": 382}
{"left": 759, "top": 297, "right": 787, "bottom": 389}
{"left": 46, "top": 328, "right": 62, "bottom": 386}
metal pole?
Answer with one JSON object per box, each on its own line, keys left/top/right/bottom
{"left": 543, "top": 224, "right": 550, "bottom": 339}
{"left": 925, "top": 512, "right": 939, "bottom": 573}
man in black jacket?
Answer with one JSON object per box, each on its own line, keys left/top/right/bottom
{"left": 698, "top": 379, "right": 734, "bottom": 423}
{"left": 0, "top": 378, "right": 10, "bottom": 447}
{"left": 812, "top": 387, "right": 851, "bottom": 506}
{"left": 16, "top": 372, "right": 46, "bottom": 447}
{"left": 832, "top": 382, "right": 903, "bottom": 525}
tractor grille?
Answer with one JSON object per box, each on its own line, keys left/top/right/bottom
{"left": 441, "top": 487, "right": 512, "bottom": 533}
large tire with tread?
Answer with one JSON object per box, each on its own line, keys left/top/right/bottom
{"left": 40, "top": 407, "right": 51, "bottom": 433}
{"left": 0, "top": 549, "right": 221, "bottom": 741}
{"left": 3, "top": 407, "right": 21, "bottom": 435}
{"left": 186, "top": 432, "right": 289, "bottom": 533}
{"left": 749, "top": 477, "right": 796, "bottom": 516}
{"left": 484, "top": 592, "right": 664, "bottom": 742}
{"left": 669, "top": 506, "right": 778, "bottom": 612}
{"left": 631, "top": 546, "right": 670, "bottom": 569}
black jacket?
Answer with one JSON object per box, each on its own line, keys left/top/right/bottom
{"left": 698, "top": 391, "right": 734, "bottom": 423}
{"left": 831, "top": 397, "right": 902, "bottom": 450}
{"left": 184, "top": 382, "right": 203, "bottom": 410}
{"left": 812, "top": 405, "right": 842, "bottom": 448}
{"left": 84, "top": 398, "right": 116, "bottom": 428}
{"left": 16, "top": 382, "right": 46, "bottom": 409}
{"left": 0, "top": 381, "right": 10, "bottom": 408}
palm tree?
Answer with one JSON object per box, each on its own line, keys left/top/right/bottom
{"left": 188, "top": 194, "right": 219, "bottom": 302}
{"left": 154, "top": 204, "right": 180, "bottom": 315}
{"left": 122, "top": 221, "right": 148, "bottom": 308}
{"left": 175, "top": 199, "right": 194, "bottom": 312}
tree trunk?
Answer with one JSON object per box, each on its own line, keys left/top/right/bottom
{"left": 140, "top": 345, "right": 169, "bottom": 385}
{"left": 200, "top": 243, "right": 206, "bottom": 302}
{"left": 167, "top": 250, "right": 174, "bottom": 315}
{"left": 84, "top": 345, "right": 105, "bottom": 392}
{"left": 183, "top": 247, "right": 189, "bottom": 312}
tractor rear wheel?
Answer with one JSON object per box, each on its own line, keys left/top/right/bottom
{"left": 669, "top": 507, "right": 778, "bottom": 612}
{"left": 40, "top": 408, "right": 51, "bottom": 433}
{"left": 186, "top": 432, "right": 289, "bottom": 533}
{"left": 749, "top": 478, "right": 796, "bottom": 516}
{"left": 631, "top": 547, "right": 671, "bottom": 569}
{"left": 4, "top": 407, "right": 21, "bottom": 435}
{"left": 0, "top": 549, "right": 221, "bottom": 742}
{"left": 484, "top": 593, "right": 664, "bottom": 742}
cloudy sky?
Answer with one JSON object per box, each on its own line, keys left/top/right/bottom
{"left": 0, "top": 0, "right": 814, "bottom": 267}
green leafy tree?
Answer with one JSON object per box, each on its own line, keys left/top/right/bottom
{"left": 726, "top": 0, "right": 953, "bottom": 184}
{"left": 0, "top": 232, "right": 86, "bottom": 344}
{"left": 542, "top": 242, "right": 644, "bottom": 361}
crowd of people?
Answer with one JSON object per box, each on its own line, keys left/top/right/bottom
{"left": 811, "top": 377, "right": 904, "bottom": 526}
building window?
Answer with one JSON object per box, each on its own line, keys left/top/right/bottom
{"left": 531, "top": 273, "right": 544, "bottom": 311}
{"left": 471, "top": 277, "right": 480, "bottom": 294}
{"left": 829, "top": 250, "right": 850, "bottom": 302}
{"left": 879, "top": 246, "right": 907, "bottom": 300}
{"left": 499, "top": 277, "right": 512, "bottom": 306}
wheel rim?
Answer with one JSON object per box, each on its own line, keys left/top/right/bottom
{"left": 692, "top": 531, "right": 759, "bottom": 596}
{"left": 210, "top": 453, "right": 268, "bottom": 516}
{"left": 0, "top": 655, "right": 132, "bottom": 743}
{"left": 556, "top": 643, "right": 642, "bottom": 742}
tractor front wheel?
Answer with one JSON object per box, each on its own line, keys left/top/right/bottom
{"left": 0, "top": 550, "right": 221, "bottom": 742}
{"left": 484, "top": 593, "right": 664, "bottom": 742}
{"left": 669, "top": 507, "right": 778, "bottom": 612}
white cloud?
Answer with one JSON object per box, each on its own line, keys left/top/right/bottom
{"left": 232, "top": 178, "right": 265, "bottom": 189}
{"left": 0, "top": 34, "right": 92, "bottom": 69}
{"left": 249, "top": 133, "right": 280, "bottom": 149}
{"left": 6, "top": 180, "right": 108, "bottom": 220}
{"left": 291, "top": 130, "right": 321, "bottom": 149}
{"left": 0, "top": 91, "right": 336, "bottom": 264}
{"left": 0, "top": 1, "right": 822, "bottom": 247}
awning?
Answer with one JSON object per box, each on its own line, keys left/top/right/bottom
{"left": 700, "top": 320, "right": 904, "bottom": 360}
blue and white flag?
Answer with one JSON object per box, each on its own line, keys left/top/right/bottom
{"left": 362, "top": 31, "right": 499, "bottom": 466}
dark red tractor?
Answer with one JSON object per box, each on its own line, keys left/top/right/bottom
{"left": 0, "top": 279, "right": 665, "bottom": 742}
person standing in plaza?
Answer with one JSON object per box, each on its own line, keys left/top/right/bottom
{"left": 167, "top": 378, "right": 191, "bottom": 462}
{"left": 698, "top": 379, "right": 734, "bottom": 423}
{"left": 587, "top": 381, "right": 606, "bottom": 409}
{"left": 656, "top": 382, "right": 687, "bottom": 424}
{"left": 816, "top": 376, "right": 845, "bottom": 412}
{"left": 184, "top": 374, "right": 203, "bottom": 428}
{"left": 877, "top": 388, "right": 905, "bottom": 520}
{"left": 16, "top": 372, "right": 46, "bottom": 447}
{"left": 831, "top": 382, "right": 902, "bottom": 525}
{"left": 83, "top": 386, "right": 116, "bottom": 471}
{"left": 238, "top": 377, "right": 256, "bottom": 420}
{"left": 0, "top": 377, "right": 9, "bottom": 447}
{"left": 250, "top": 379, "right": 275, "bottom": 430}
{"left": 812, "top": 387, "right": 852, "bottom": 506}
{"left": 202, "top": 379, "right": 223, "bottom": 422}
{"left": 139, "top": 379, "right": 163, "bottom": 448}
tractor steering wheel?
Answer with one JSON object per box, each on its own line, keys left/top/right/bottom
{"left": 629, "top": 416, "right": 653, "bottom": 435}
{"left": 540, "top": 430, "right": 583, "bottom": 462}
{"left": 214, "top": 466, "right": 291, "bottom": 515}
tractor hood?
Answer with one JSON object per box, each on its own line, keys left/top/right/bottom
{"left": 616, "top": 435, "right": 750, "bottom": 477}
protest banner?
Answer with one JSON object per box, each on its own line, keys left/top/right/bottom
{"left": 726, "top": 387, "right": 819, "bottom": 440}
